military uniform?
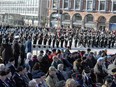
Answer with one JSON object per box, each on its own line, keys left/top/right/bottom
{"left": 74, "top": 35, "right": 78, "bottom": 47}
{"left": 43, "top": 34, "right": 48, "bottom": 48}
{"left": 38, "top": 34, "right": 43, "bottom": 48}
{"left": 60, "top": 35, "right": 64, "bottom": 48}
{"left": 48, "top": 35, "right": 52, "bottom": 48}
{"left": 64, "top": 34, "right": 68, "bottom": 47}
{"left": 52, "top": 35, "right": 56, "bottom": 48}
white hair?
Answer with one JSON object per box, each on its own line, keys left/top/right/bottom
{"left": 27, "top": 52, "right": 32, "bottom": 59}
{"left": 25, "top": 52, "right": 32, "bottom": 64}
{"left": 57, "top": 64, "right": 63, "bottom": 70}
{"left": 28, "top": 79, "right": 37, "bottom": 87}
{"left": 0, "top": 64, "right": 5, "bottom": 71}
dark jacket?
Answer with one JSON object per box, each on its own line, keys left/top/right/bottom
{"left": 9, "top": 64, "right": 16, "bottom": 75}
{"left": 12, "top": 72, "right": 28, "bottom": 87}
{"left": 0, "top": 79, "right": 9, "bottom": 87}
{"left": 2, "top": 44, "right": 13, "bottom": 64}
{"left": 5, "top": 78, "right": 16, "bottom": 87}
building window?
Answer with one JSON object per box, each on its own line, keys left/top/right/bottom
{"left": 52, "top": 0, "right": 57, "bottom": 9}
{"left": 99, "top": 1, "right": 105, "bottom": 11}
{"left": 74, "top": 14, "right": 82, "bottom": 21}
{"left": 64, "top": 0, "right": 69, "bottom": 9}
{"left": 113, "top": 2, "right": 116, "bottom": 11}
{"left": 69, "top": 0, "right": 74, "bottom": 9}
{"left": 75, "top": 0, "right": 80, "bottom": 10}
{"left": 86, "top": 14, "right": 93, "bottom": 22}
{"left": 87, "top": 1, "right": 93, "bottom": 11}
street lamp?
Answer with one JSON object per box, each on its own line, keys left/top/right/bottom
{"left": 57, "top": 0, "right": 60, "bottom": 28}
{"left": 38, "top": 0, "right": 42, "bottom": 27}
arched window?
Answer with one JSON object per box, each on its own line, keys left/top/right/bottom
{"left": 62, "top": 13, "right": 70, "bottom": 21}
{"left": 98, "top": 16, "right": 106, "bottom": 23}
{"left": 110, "top": 16, "right": 116, "bottom": 23}
{"left": 72, "top": 13, "right": 82, "bottom": 22}
{"left": 84, "top": 14, "right": 94, "bottom": 23}
{"left": 109, "top": 16, "right": 116, "bottom": 30}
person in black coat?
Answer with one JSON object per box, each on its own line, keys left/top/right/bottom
{"left": 43, "top": 34, "right": 48, "bottom": 48}
{"left": 12, "top": 66, "right": 28, "bottom": 87}
{"left": 20, "top": 40, "right": 26, "bottom": 66}
{"left": 8, "top": 58, "right": 16, "bottom": 75}
{"left": 12, "top": 40, "right": 20, "bottom": 68}
{"left": 52, "top": 35, "right": 56, "bottom": 48}
{"left": 64, "top": 34, "right": 68, "bottom": 48}
{"left": 0, "top": 70, "right": 9, "bottom": 87}
{"left": 68, "top": 36, "right": 72, "bottom": 48}
{"left": 74, "top": 35, "right": 78, "bottom": 47}
{"left": 56, "top": 38, "right": 60, "bottom": 48}
{"left": 5, "top": 68, "right": 16, "bottom": 87}
{"left": 38, "top": 33, "right": 43, "bottom": 48}
{"left": 111, "top": 35, "right": 115, "bottom": 48}
{"left": 60, "top": 35, "right": 64, "bottom": 48}
{"left": 33, "top": 34, "right": 38, "bottom": 48}
{"left": 40, "top": 50, "right": 51, "bottom": 73}
{"left": 0, "top": 34, "right": 2, "bottom": 46}
{"left": 1, "top": 39, "right": 13, "bottom": 64}
{"left": 48, "top": 34, "right": 52, "bottom": 48}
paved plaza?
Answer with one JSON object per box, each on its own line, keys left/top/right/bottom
{"left": 33, "top": 47, "right": 116, "bottom": 55}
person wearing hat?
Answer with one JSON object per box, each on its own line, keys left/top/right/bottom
{"left": 48, "top": 34, "right": 52, "bottom": 48}
{"left": 12, "top": 38, "right": 20, "bottom": 68}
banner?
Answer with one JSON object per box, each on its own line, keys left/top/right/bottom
{"left": 109, "top": 23, "right": 116, "bottom": 31}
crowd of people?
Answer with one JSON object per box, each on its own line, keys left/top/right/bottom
{"left": 0, "top": 25, "right": 116, "bottom": 87}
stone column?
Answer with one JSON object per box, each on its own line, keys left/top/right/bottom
{"left": 47, "top": 16, "right": 50, "bottom": 27}
{"left": 81, "top": 20, "right": 84, "bottom": 29}
{"left": 94, "top": 21, "right": 98, "bottom": 30}
{"left": 70, "top": 19, "right": 72, "bottom": 28}
{"left": 32, "top": 17, "right": 34, "bottom": 26}
{"left": 106, "top": 22, "right": 109, "bottom": 31}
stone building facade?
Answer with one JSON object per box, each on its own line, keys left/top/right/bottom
{"left": 48, "top": 0, "right": 116, "bottom": 30}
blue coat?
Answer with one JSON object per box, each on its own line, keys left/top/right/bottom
{"left": 25, "top": 40, "right": 32, "bottom": 53}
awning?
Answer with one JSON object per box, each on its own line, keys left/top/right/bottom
{"left": 85, "top": 23, "right": 95, "bottom": 28}
{"left": 73, "top": 22, "right": 82, "bottom": 25}
{"left": 109, "top": 23, "right": 116, "bottom": 31}
{"left": 51, "top": 21, "right": 58, "bottom": 23}
{"left": 62, "top": 21, "right": 70, "bottom": 24}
